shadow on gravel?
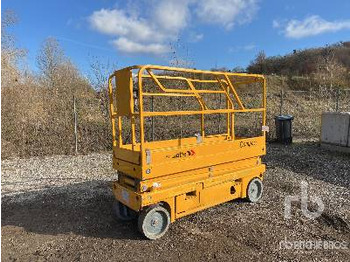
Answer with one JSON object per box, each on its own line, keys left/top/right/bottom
{"left": 1, "top": 181, "right": 143, "bottom": 240}
{"left": 264, "top": 142, "right": 350, "bottom": 188}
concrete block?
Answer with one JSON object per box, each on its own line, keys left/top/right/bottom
{"left": 321, "top": 143, "right": 350, "bottom": 153}
{"left": 321, "top": 112, "right": 350, "bottom": 147}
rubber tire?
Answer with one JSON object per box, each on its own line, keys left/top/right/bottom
{"left": 246, "top": 178, "right": 263, "bottom": 203}
{"left": 112, "top": 201, "right": 137, "bottom": 221}
{"left": 138, "top": 205, "right": 170, "bottom": 240}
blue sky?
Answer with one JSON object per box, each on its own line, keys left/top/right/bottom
{"left": 2, "top": 0, "right": 350, "bottom": 74}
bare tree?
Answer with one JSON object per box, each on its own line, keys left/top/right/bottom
{"left": 88, "top": 56, "right": 118, "bottom": 118}
{"left": 37, "top": 37, "right": 66, "bottom": 88}
{"left": 247, "top": 51, "right": 267, "bottom": 74}
{"left": 1, "top": 9, "right": 27, "bottom": 88}
{"left": 88, "top": 56, "right": 117, "bottom": 90}
{"left": 255, "top": 51, "right": 267, "bottom": 73}
{"left": 232, "top": 66, "right": 245, "bottom": 73}
{"left": 314, "top": 47, "right": 347, "bottom": 89}
{"left": 168, "top": 39, "right": 194, "bottom": 68}
{"left": 2, "top": 9, "right": 18, "bottom": 48}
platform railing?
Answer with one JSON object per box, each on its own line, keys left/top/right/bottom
{"left": 108, "top": 65, "right": 267, "bottom": 163}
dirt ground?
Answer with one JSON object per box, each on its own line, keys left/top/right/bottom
{"left": 1, "top": 142, "right": 350, "bottom": 261}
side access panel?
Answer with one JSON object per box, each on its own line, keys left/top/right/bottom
{"left": 200, "top": 180, "right": 242, "bottom": 207}
{"left": 175, "top": 184, "right": 202, "bottom": 214}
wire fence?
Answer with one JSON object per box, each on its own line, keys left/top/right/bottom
{"left": 2, "top": 83, "right": 349, "bottom": 158}
{"left": 266, "top": 88, "right": 350, "bottom": 141}
{"left": 71, "top": 87, "right": 350, "bottom": 153}
{"left": 279, "top": 88, "right": 350, "bottom": 114}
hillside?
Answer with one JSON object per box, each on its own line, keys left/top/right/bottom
{"left": 247, "top": 42, "right": 350, "bottom": 88}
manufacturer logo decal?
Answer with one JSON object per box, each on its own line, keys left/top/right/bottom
{"left": 240, "top": 141, "right": 257, "bottom": 148}
{"left": 167, "top": 149, "right": 196, "bottom": 159}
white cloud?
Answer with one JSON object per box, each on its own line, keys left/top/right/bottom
{"left": 229, "top": 43, "right": 256, "bottom": 53}
{"left": 243, "top": 44, "right": 256, "bottom": 50}
{"left": 195, "top": 0, "right": 259, "bottom": 29}
{"left": 188, "top": 32, "right": 204, "bottom": 42}
{"left": 89, "top": 0, "right": 260, "bottom": 55}
{"left": 194, "top": 33, "right": 204, "bottom": 41}
{"left": 89, "top": 8, "right": 165, "bottom": 43}
{"left": 153, "top": 0, "right": 190, "bottom": 33}
{"left": 112, "top": 37, "right": 170, "bottom": 55}
{"left": 272, "top": 20, "right": 280, "bottom": 28}
{"left": 279, "top": 15, "right": 350, "bottom": 39}
{"left": 89, "top": 2, "right": 189, "bottom": 55}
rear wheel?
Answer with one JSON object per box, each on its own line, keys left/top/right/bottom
{"left": 138, "top": 205, "right": 170, "bottom": 240}
{"left": 112, "top": 201, "right": 137, "bottom": 221}
{"left": 246, "top": 178, "right": 263, "bottom": 203}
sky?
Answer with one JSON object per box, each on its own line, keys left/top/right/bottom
{"left": 2, "top": 0, "right": 350, "bottom": 74}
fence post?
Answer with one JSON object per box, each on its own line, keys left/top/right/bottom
{"left": 280, "top": 89, "right": 284, "bottom": 115}
{"left": 335, "top": 88, "right": 340, "bottom": 112}
{"left": 73, "top": 95, "right": 78, "bottom": 154}
{"left": 151, "top": 95, "right": 154, "bottom": 141}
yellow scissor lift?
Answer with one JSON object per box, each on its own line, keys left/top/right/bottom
{"left": 108, "top": 65, "right": 267, "bottom": 239}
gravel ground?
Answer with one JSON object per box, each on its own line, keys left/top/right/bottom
{"left": 1, "top": 142, "right": 350, "bottom": 261}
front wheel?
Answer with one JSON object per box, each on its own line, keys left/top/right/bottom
{"left": 138, "top": 205, "right": 170, "bottom": 240}
{"left": 246, "top": 178, "right": 263, "bottom": 203}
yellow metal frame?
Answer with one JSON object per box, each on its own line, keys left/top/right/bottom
{"left": 108, "top": 65, "right": 267, "bottom": 222}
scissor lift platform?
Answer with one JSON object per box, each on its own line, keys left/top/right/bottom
{"left": 108, "top": 65, "right": 267, "bottom": 239}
